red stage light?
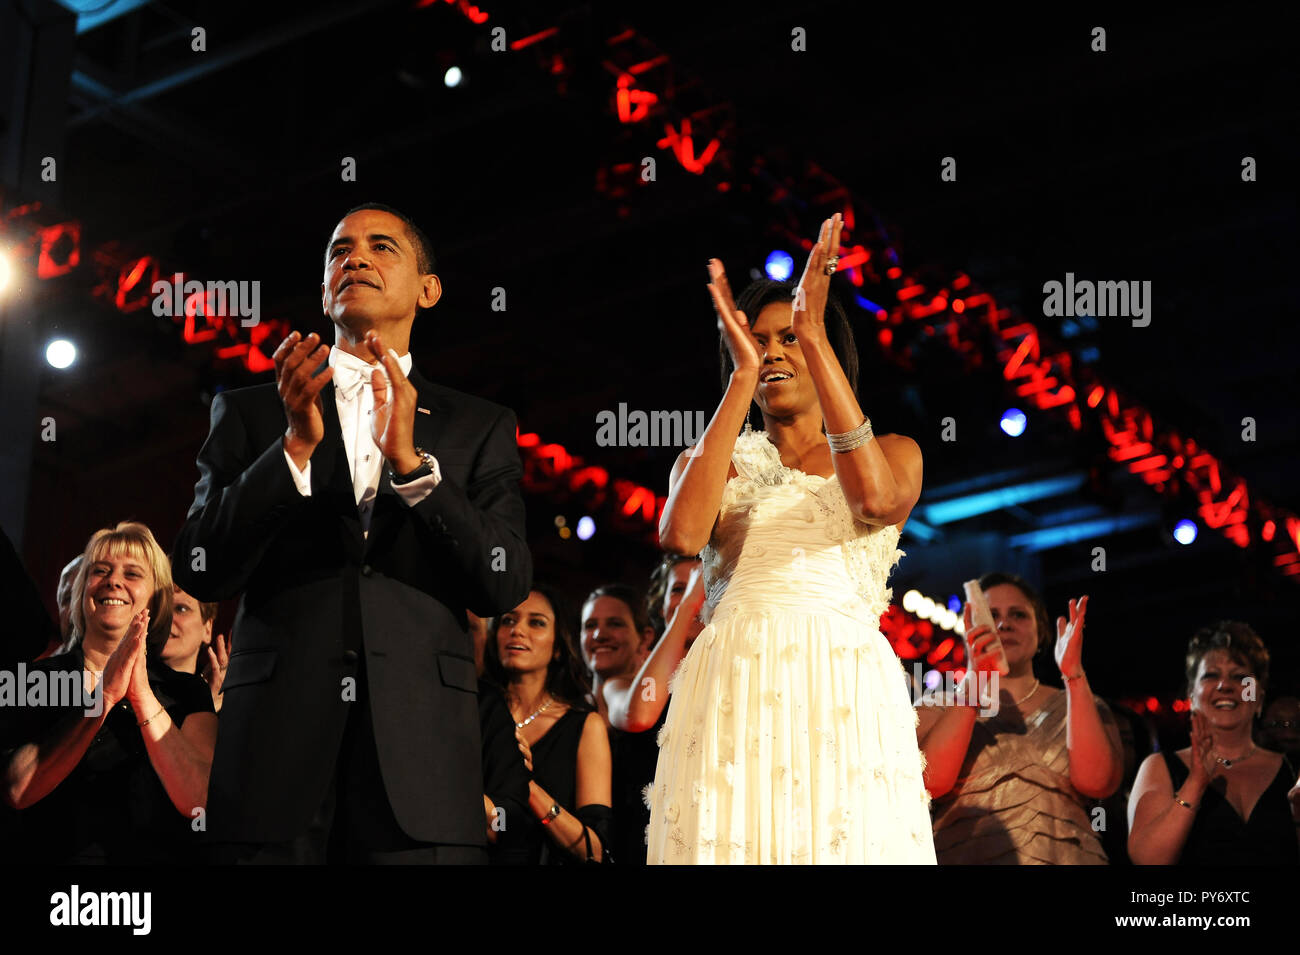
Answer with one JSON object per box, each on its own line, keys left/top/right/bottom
{"left": 115, "top": 256, "right": 157, "bottom": 312}
{"left": 37, "top": 222, "right": 80, "bottom": 279}
{"left": 615, "top": 74, "right": 658, "bottom": 123}
{"left": 510, "top": 27, "right": 558, "bottom": 50}
{"left": 569, "top": 466, "right": 609, "bottom": 491}
{"left": 927, "top": 637, "right": 955, "bottom": 664}
{"left": 657, "top": 119, "right": 720, "bottom": 174}
{"left": 621, "top": 486, "right": 655, "bottom": 520}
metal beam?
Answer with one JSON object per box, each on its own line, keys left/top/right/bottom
{"left": 66, "top": 0, "right": 402, "bottom": 129}
{"left": 921, "top": 473, "right": 1087, "bottom": 526}
{"left": 68, "top": 66, "right": 260, "bottom": 181}
{"left": 54, "top": 0, "right": 152, "bottom": 36}
{"left": 1006, "top": 511, "right": 1162, "bottom": 553}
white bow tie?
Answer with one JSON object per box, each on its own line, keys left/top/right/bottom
{"left": 332, "top": 355, "right": 378, "bottom": 403}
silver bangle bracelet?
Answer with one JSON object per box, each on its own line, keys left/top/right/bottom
{"left": 827, "top": 416, "right": 874, "bottom": 453}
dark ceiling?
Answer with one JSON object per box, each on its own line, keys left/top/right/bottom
{"left": 3, "top": 0, "right": 1296, "bottom": 698}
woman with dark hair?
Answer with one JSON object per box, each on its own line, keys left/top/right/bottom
{"left": 648, "top": 215, "right": 934, "bottom": 863}
{"left": 920, "top": 572, "right": 1123, "bottom": 864}
{"left": 0, "top": 521, "right": 216, "bottom": 863}
{"left": 1127, "top": 621, "right": 1299, "bottom": 864}
{"left": 484, "top": 584, "right": 612, "bottom": 864}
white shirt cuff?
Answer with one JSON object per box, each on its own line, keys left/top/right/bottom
{"left": 393, "top": 455, "right": 441, "bottom": 506}
{"left": 284, "top": 449, "right": 312, "bottom": 497}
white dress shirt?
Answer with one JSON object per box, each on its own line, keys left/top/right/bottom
{"left": 283, "top": 347, "right": 440, "bottom": 535}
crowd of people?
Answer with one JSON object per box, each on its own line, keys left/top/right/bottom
{"left": 2, "top": 205, "right": 1295, "bottom": 865}
{"left": 2, "top": 520, "right": 1296, "bottom": 864}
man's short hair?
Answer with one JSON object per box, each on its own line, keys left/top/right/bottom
{"left": 330, "top": 202, "right": 436, "bottom": 276}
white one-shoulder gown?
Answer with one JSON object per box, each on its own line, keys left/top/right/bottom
{"left": 646, "top": 428, "right": 937, "bottom": 864}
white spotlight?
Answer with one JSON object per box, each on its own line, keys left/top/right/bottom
{"left": 46, "top": 339, "right": 77, "bottom": 369}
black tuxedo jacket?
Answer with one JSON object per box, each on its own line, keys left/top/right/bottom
{"left": 172, "top": 367, "right": 531, "bottom": 845}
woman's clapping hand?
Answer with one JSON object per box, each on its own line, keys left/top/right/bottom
{"left": 101, "top": 609, "right": 148, "bottom": 709}
{"left": 791, "top": 213, "right": 843, "bottom": 347}
{"left": 1054, "top": 595, "right": 1088, "bottom": 681}
{"left": 708, "top": 259, "right": 761, "bottom": 379}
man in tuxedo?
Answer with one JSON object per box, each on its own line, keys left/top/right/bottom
{"left": 173, "top": 203, "right": 531, "bottom": 862}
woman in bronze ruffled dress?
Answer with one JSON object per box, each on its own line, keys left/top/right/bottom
{"left": 918, "top": 572, "right": 1124, "bottom": 864}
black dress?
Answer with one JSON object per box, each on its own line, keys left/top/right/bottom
{"left": 510, "top": 706, "right": 613, "bottom": 865}
{"left": 478, "top": 680, "right": 531, "bottom": 864}
{"left": 0, "top": 646, "right": 215, "bottom": 864}
{"left": 1162, "top": 749, "right": 1298, "bottom": 865}
{"left": 609, "top": 700, "right": 669, "bottom": 866}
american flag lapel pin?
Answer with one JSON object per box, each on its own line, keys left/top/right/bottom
{"left": 418, "top": 407, "right": 431, "bottom": 415}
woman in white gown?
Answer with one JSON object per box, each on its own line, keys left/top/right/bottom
{"left": 646, "top": 215, "right": 937, "bottom": 864}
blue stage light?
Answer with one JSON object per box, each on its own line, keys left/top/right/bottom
{"left": 1000, "top": 408, "right": 1027, "bottom": 437}
{"left": 764, "top": 250, "right": 794, "bottom": 282}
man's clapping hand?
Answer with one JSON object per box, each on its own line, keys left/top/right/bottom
{"left": 275, "top": 331, "right": 334, "bottom": 469}
{"left": 363, "top": 330, "right": 422, "bottom": 476}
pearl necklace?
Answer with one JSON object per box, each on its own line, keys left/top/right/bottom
{"left": 515, "top": 695, "right": 554, "bottom": 729}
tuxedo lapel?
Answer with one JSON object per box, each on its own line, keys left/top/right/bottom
{"left": 409, "top": 367, "right": 447, "bottom": 458}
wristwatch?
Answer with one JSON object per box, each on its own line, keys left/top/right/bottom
{"left": 390, "top": 447, "right": 435, "bottom": 485}
{"left": 541, "top": 803, "right": 561, "bottom": 826}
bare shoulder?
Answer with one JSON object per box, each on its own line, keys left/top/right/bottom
{"left": 579, "top": 709, "right": 612, "bottom": 758}
{"left": 1135, "top": 750, "right": 1173, "bottom": 786}
{"left": 582, "top": 709, "right": 611, "bottom": 740}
